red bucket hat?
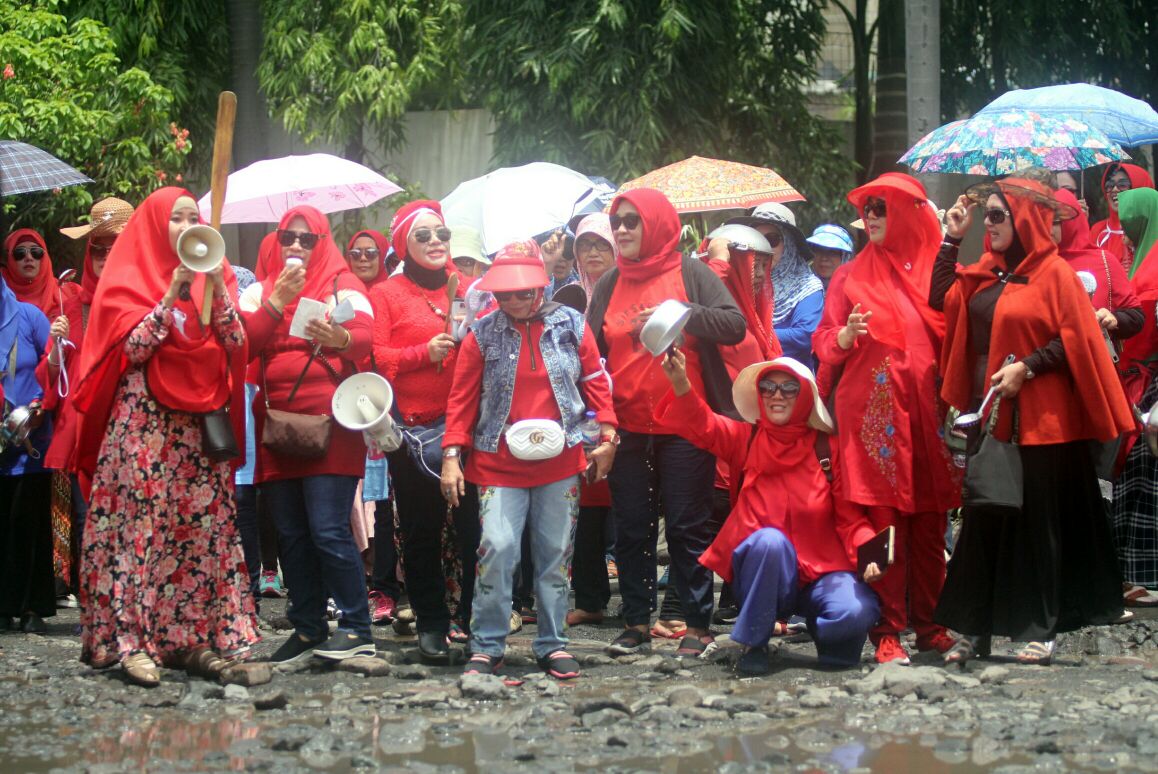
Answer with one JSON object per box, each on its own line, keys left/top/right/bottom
{"left": 476, "top": 239, "right": 549, "bottom": 293}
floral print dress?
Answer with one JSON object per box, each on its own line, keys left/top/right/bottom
{"left": 80, "top": 295, "right": 259, "bottom": 667}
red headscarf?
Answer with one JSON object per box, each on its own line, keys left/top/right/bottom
{"left": 3, "top": 229, "right": 62, "bottom": 317}
{"left": 390, "top": 199, "right": 443, "bottom": 261}
{"left": 713, "top": 245, "right": 780, "bottom": 375}
{"left": 1056, "top": 188, "right": 1138, "bottom": 313}
{"left": 79, "top": 238, "right": 102, "bottom": 306}
{"left": 1091, "top": 163, "right": 1154, "bottom": 270}
{"left": 254, "top": 230, "right": 280, "bottom": 282}
{"left": 940, "top": 179, "right": 1133, "bottom": 445}
{"left": 345, "top": 229, "right": 390, "bottom": 291}
{"left": 610, "top": 188, "right": 683, "bottom": 282}
{"left": 72, "top": 187, "right": 245, "bottom": 488}
{"left": 257, "top": 206, "right": 365, "bottom": 323}
{"left": 843, "top": 173, "right": 944, "bottom": 352}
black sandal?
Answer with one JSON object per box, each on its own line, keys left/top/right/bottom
{"left": 943, "top": 635, "right": 991, "bottom": 666}
{"left": 462, "top": 652, "right": 502, "bottom": 675}
{"left": 607, "top": 627, "right": 651, "bottom": 656}
{"left": 675, "top": 634, "right": 714, "bottom": 657}
{"left": 538, "top": 650, "right": 581, "bottom": 680}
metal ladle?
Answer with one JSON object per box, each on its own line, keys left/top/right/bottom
{"left": 953, "top": 354, "right": 1016, "bottom": 430}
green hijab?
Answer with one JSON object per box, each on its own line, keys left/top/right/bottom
{"left": 1119, "top": 187, "right": 1158, "bottom": 277}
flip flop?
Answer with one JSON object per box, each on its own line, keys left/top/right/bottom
{"left": 650, "top": 620, "right": 688, "bottom": 640}
{"left": 1123, "top": 584, "right": 1158, "bottom": 607}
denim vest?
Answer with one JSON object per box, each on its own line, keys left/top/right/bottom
{"left": 471, "top": 304, "right": 588, "bottom": 453}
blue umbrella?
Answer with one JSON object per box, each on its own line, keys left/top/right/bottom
{"left": 978, "top": 83, "right": 1158, "bottom": 147}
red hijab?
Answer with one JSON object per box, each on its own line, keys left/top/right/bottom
{"left": 3, "top": 229, "right": 62, "bottom": 317}
{"left": 610, "top": 188, "right": 683, "bottom": 282}
{"left": 1092, "top": 163, "right": 1154, "bottom": 270}
{"left": 254, "top": 231, "right": 280, "bottom": 282}
{"left": 79, "top": 237, "right": 102, "bottom": 306}
{"left": 72, "top": 187, "right": 244, "bottom": 487}
{"left": 843, "top": 173, "right": 944, "bottom": 351}
{"left": 345, "top": 229, "right": 390, "bottom": 291}
{"left": 390, "top": 199, "right": 443, "bottom": 261}
{"left": 940, "top": 179, "right": 1132, "bottom": 445}
{"left": 1056, "top": 188, "right": 1137, "bottom": 312}
{"left": 713, "top": 245, "right": 780, "bottom": 374}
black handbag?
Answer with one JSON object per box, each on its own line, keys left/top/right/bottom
{"left": 963, "top": 396, "right": 1023, "bottom": 511}
{"left": 201, "top": 405, "right": 240, "bottom": 463}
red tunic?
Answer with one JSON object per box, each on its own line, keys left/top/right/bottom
{"left": 444, "top": 319, "right": 616, "bottom": 488}
{"left": 814, "top": 263, "right": 961, "bottom": 513}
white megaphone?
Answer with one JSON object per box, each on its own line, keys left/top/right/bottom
{"left": 176, "top": 224, "right": 226, "bottom": 273}
{"left": 332, "top": 372, "right": 403, "bottom": 453}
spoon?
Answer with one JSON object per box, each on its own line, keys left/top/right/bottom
{"left": 436, "top": 272, "right": 460, "bottom": 374}
{"left": 953, "top": 354, "right": 1016, "bottom": 430}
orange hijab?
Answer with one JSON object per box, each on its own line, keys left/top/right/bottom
{"left": 3, "top": 229, "right": 62, "bottom": 317}
{"left": 940, "top": 179, "right": 1132, "bottom": 445}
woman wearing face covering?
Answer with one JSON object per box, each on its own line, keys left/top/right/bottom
{"left": 241, "top": 205, "right": 376, "bottom": 665}
{"left": 933, "top": 179, "right": 1133, "bottom": 665}
{"left": 657, "top": 351, "right": 880, "bottom": 675}
{"left": 369, "top": 199, "right": 480, "bottom": 664}
{"left": 1090, "top": 162, "right": 1154, "bottom": 273}
{"left": 585, "top": 187, "right": 746, "bottom": 657}
{"left": 72, "top": 187, "right": 256, "bottom": 686}
{"left": 813, "top": 173, "right": 961, "bottom": 665}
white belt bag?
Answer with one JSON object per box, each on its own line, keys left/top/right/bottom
{"left": 504, "top": 419, "right": 565, "bottom": 461}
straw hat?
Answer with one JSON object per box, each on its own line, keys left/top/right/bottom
{"left": 60, "top": 197, "right": 135, "bottom": 239}
{"left": 732, "top": 357, "right": 833, "bottom": 432}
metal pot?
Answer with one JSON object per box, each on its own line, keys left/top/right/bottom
{"left": 640, "top": 299, "right": 692, "bottom": 357}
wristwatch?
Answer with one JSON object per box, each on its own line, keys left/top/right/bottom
{"left": 599, "top": 432, "right": 620, "bottom": 447}
{"left": 442, "top": 447, "right": 461, "bottom": 459}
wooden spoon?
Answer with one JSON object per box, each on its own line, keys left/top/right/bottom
{"left": 437, "top": 272, "right": 460, "bottom": 373}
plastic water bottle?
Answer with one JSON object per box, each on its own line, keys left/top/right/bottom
{"left": 579, "top": 410, "right": 601, "bottom": 449}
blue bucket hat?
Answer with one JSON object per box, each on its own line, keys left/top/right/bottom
{"left": 805, "top": 224, "right": 854, "bottom": 254}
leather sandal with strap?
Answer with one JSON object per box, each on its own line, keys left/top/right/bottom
{"left": 184, "top": 647, "right": 231, "bottom": 679}
{"left": 1016, "top": 640, "right": 1055, "bottom": 666}
{"left": 943, "top": 634, "right": 991, "bottom": 666}
{"left": 122, "top": 652, "right": 161, "bottom": 687}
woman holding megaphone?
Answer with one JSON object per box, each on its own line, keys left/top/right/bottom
{"left": 72, "top": 188, "right": 258, "bottom": 687}
{"left": 240, "top": 204, "right": 377, "bottom": 666}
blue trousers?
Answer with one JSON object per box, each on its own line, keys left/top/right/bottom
{"left": 263, "top": 475, "right": 371, "bottom": 640}
{"left": 731, "top": 528, "right": 879, "bottom": 667}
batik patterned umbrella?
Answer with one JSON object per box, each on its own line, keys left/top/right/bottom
{"left": 899, "top": 110, "right": 1128, "bottom": 175}
{"left": 0, "top": 141, "right": 92, "bottom": 196}
{"left": 616, "top": 156, "right": 804, "bottom": 213}
{"left": 979, "top": 84, "right": 1158, "bottom": 148}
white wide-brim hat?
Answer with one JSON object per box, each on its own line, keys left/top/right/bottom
{"left": 732, "top": 357, "right": 833, "bottom": 432}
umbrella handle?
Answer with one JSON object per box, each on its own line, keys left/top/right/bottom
{"left": 201, "top": 91, "right": 237, "bottom": 327}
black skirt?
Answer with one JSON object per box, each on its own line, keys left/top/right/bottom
{"left": 936, "top": 441, "right": 1123, "bottom": 641}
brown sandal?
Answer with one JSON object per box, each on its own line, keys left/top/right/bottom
{"left": 184, "top": 647, "right": 230, "bottom": 679}
{"left": 122, "top": 652, "right": 160, "bottom": 687}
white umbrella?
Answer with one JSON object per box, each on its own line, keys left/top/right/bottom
{"left": 197, "top": 153, "right": 402, "bottom": 224}
{"left": 441, "top": 162, "right": 604, "bottom": 255}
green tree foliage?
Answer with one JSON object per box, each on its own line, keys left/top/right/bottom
{"left": 0, "top": 0, "right": 191, "bottom": 239}
{"left": 257, "top": 0, "right": 465, "bottom": 163}
{"left": 462, "top": 0, "right": 854, "bottom": 216}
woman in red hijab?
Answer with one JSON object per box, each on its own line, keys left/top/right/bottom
{"left": 369, "top": 199, "right": 479, "bottom": 664}
{"left": 240, "top": 204, "right": 376, "bottom": 666}
{"left": 72, "top": 187, "right": 257, "bottom": 687}
{"left": 585, "top": 187, "right": 746, "bottom": 657}
{"left": 934, "top": 179, "right": 1133, "bottom": 665}
{"left": 812, "top": 172, "right": 960, "bottom": 665}
{"left": 345, "top": 229, "right": 391, "bottom": 292}
{"left": 1090, "top": 162, "right": 1155, "bottom": 272}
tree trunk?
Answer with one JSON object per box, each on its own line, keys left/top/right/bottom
{"left": 868, "top": 0, "right": 907, "bottom": 180}
{"left": 835, "top": 0, "right": 875, "bottom": 184}
{"left": 225, "top": 0, "right": 270, "bottom": 269}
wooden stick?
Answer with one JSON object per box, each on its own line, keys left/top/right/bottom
{"left": 202, "top": 91, "right": 237, "bottom": 326}
{"left": 436, "top": 273, "right": 460, "bottom": 373}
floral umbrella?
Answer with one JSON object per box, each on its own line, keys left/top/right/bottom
{"left": 616, "top": 156, "right": 804, "bottom": 213}
{"left": 899, "top": 110, "right": 1128, "bottom": 175}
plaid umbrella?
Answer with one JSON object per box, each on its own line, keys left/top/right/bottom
{"left": 616, "top": 156, "right": 804, "bottom": 213}
{"left": 0, "top": 141, "right": 92, "bottom": 196}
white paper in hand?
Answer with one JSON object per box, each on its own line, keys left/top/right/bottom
{"left": 289, "top": 297, "right": 329, "bottom": 339}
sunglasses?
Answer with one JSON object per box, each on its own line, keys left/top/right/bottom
{"left": 983, "top": 208, "right": 1011, "bottom": 225}
{"left": 347, "top": 248, "right": 380, "bottom": 261}
{"left": 494, "top": 289, "right": 537, "bottom": 302}
{"left": 453, "top": 257, "right": 480, "bottom": 270}
{"left": 609, "top": 213, "right": 642, "bottom": 231}
{"left": 89, "top": 243, "right": 113, "bottom": 258}
{"left": 575, "top": 237, "right": 612, "bottom": 254}
{"left": 757, "top": 379, "right": 801, "bottom": 398}
{"left": 1105, "top": 179, "right": 1132, "bottom": 193}
{"left": 413, "top": 227, "right": 452, "bottom": 244}
{"left": 863, "top": 198, "right": 887, "bottom": 219}
{"left": 762, "top": 232, "right": 784, "bottom": 249}
{"left": 277, "top": 229, "right": 319, "bottom": 250}
{"left": 12, "top": 247, "right": 45, "bottom": 261}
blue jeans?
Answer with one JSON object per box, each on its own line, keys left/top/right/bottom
{"left": 607, "top": 431, "right": 716, "bottom": 628}
{"left": 262, "top": 475, "right": 371, "bottom": 640}
{"left": 731, "top": 528, "right": 880, "bottom": 666}
{"left": 470, "top": 476, "right": 579, "bottom": 659}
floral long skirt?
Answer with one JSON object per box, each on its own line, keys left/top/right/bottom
{"left": 80, "top": 367, "right": 259, "bottom": 667}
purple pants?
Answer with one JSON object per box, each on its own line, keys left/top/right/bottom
{"left": 731, "top": 527, "right": 880, "bottom": 666}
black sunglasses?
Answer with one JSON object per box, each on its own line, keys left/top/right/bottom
{"left": 575, "top": 237, "right": 612, "bottom": 254}
{"left": 494, "top": 289, "right": 537, "bottom": 302}
{"left": 863, "top": 198, "right": 887, "bottom": 219}
{"left": 12, "top": 246, "right": 45, "bottom": 261}
{"left": 984, "top": 208, "right": 1011, "bottom": 225}
{"left": 453, "top": 257, "right": 480, "bottom": 269}
{"left": 757, "top": 379, "right": 801, "bottom": 398}
{"left": 762, "top": 231, "right": 784, "bottom": 248}
{"left": 89, "top": 243, "right": 113, "bottom": 258}
{"left": 347, "top": 248, "right": 380, "bottom": 261}
{"left": 609, "top": 213, "right": 642, "bottom": 231}
{"left": 277, "top": 229, "right": 320, "bottom": 250}
{"left": 1105, "top": 179, "right": 1132, "bottom": 193}
{"left": 413, "top": 227, "right": 452, "bottom": 244}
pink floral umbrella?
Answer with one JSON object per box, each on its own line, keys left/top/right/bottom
{"left": 616, "top": 156, "right": 804, "bottom": 213}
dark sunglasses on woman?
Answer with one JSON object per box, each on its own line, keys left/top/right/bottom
{"left": 413, "top": 227, "right": 452, "bottom": 244}
{"left": 277, "top": 229, "right": 319, "bottom": 250}
{"left": 452, "top": 257, "right": 480, "bottom": 271}
{"left": 863, "top": 198, "right": 887, "bottom": 219}
{"left": 12, "top": 246, "right": 45, "bottom": 261}
{"left": 983, "top": 208, "right": 1011, "bottom": 226}
{"left": 89, "top": 243, "right": 114, "bottom": 258}
{"left": 494, "top": 289, "right": 537, "bottom": 302}
{"left": 575, "top": 237, "right": 612, "bottom": 255}
{"left": 609, "top": 213, "right": 642, "bottom": 231}
{"left": 347, "top": 248, "right": 380, "bottom": 261}
{"left": 757, "top": 379, "right": 801, "bottom": 398}
{"left": 763, "top": 232, "right": 784, "bottom": 249}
